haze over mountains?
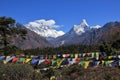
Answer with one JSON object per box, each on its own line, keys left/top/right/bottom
{"left": 13, "top": 19, "right": 120, "bottom": 49}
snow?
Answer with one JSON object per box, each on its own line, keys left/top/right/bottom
{"left": 90, "top": 25, "right": 101, "bottom": 29}
{"left": 71, "top": 19, "right": 101, "bottom": 35}
{"left": 25, "top": 19, "right": 65, "bottom": 38}
{"left": 25, "top": 19, "right": 101, "bottom": 39}
{"left": 72, "top": 19, "right": 90, "bottom": 35}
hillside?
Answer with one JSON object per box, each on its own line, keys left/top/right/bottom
{"left": 11, "top": 23, "right": 53, "bottom": 49}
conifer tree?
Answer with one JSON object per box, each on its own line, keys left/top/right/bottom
{"left": 0, "top": 16, "right": 27, "bottom": 55}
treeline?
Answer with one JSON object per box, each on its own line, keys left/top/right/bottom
{"left": 24, "top": 40, "right": 119, "bottom": 55}
{"left": 24, "top": 45, "right": 99, "bottom": 55}
{"left": 0, "top": 37, "right": 119, "bottom": 56}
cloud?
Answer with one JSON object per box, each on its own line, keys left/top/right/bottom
{"left": 25, "top": 19, "right": 65, "bottom": 38}
{"left": 35, "top": 19, "right": 55, "bottom": 26}
{"left": 27, "top": 19, "right": 62, "bottom": 29}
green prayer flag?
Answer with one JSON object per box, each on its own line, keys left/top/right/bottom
{"left": 18, "top": 58, "right": 25, "bottom": 63}
{"left": 79, "top": 61, "right": 85, "bottom": 66}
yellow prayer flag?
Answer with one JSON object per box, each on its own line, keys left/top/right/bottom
{"left": 25, "top": 58, "right": 31, "bottom": 63}
{"left": 109, "top": 60, "right": 114, "bottom": 63}
{"left": 53, "top": 55, "right": 56, "bottom": 59}
{"left": 3, "top": 60, "right": 6, "bottom": 64}
{"left": 96, "top": 52, "right": 99, "bottom": 57}
{"left": 57, "top": 58, "right": 65, "bottom": 68}
{"left": 108, "top": 56, "right": 112, "bottom": 59}
{"left": 84, "top": 61, "right": 90, "bottom": 69}
{"left": 102, "top": 60, "right": 104, "bottom": 65}
{"left": 75, "top": 53, "right": 78, "bottom": 58}
{"left": 50, "top": 76, "right": 55, "bottom": 80}
{"left": 30, "top": 55, "right": 34, "bottom": 58}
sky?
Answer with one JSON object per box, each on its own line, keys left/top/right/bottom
{"left": 0, "top": 0, "right": 120, "bottom": 32}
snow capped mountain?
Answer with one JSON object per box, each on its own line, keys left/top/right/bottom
{"left": 25, "top": 19, "right": 101, "bottom": 45}
{"left": 67, "top": 19, "right": 101, "bottom": 36}
{"left": 25, "top": 19, "right": 65, "bottom": 38}
{"left": 52, "top": 19, "right": 102, "bottom": 46}
{"left": 79, "top": 19, "right": 89, "bottom": 27}
{"left": 69, "top": 19, "right": 90, "bottom": 35}
{"left": 12, "top": 23, "right": 53, "bottom": 49}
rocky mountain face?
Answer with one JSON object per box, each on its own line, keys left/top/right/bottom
{"left": 11, "top": 23, "right": 53, "bottom": 49}
{"left": 98, "top": 22, "right": 120, "bottom": 42}
{"left": 51, "top": 19, "right": 101, "bottom": 47}
{"left": 51, "top": 21, "right": 120, "bottom": 47}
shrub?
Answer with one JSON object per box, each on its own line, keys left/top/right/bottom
{"left": 0, "top": 63, "right": 42, "bottom": 80}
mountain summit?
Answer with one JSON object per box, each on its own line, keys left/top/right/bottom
{"left": 80, "top": 19, "right": 89, "bottom": 27}
{"left": 51, "top": 19, "right": 101, "bottom": 46}
{"left": 25, "top": 19, "right": 65, "bottom": 38}
{"left": 68, "top": 19, "right": 90, "bottom": 35}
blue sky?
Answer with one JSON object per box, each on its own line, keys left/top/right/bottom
{"left": 0, "top": 0, "right": 120, "bottom": 32}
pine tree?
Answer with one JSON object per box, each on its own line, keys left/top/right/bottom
{"left": 0, "top": 16, "right": 27, "bottom": 55}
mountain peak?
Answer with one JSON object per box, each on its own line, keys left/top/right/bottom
{"left": 25, "top": 19, "right": 65, "bottom": 38}
{"left": 69, "top": 19, "right": 90, "bottom": 35}
{"left": 81, "top": 19, "right": 89, "bottom": 27}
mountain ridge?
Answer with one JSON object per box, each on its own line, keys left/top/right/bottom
{"left": 11, "top": 23, "right": 53, "bottom": 49}
{"left": 11, "top": 20, "right": 120, "bottom": 49}
{"left": 49, "top": 19, "right": 101, "bottom": 46}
